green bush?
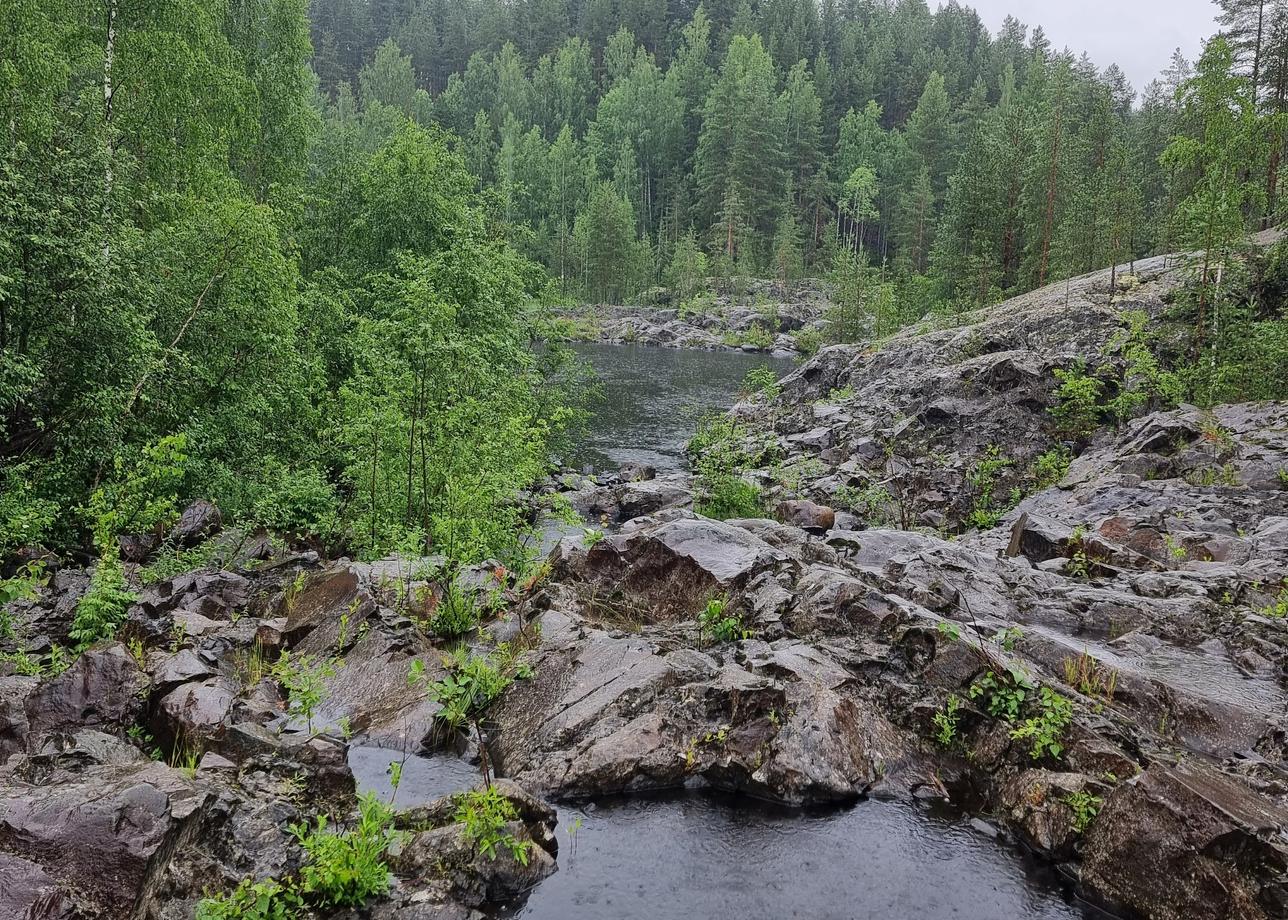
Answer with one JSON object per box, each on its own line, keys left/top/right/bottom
{"left": 1033, "top": 446, "right": 1073, "bottom": 489}
{"left": 196, "top": 878, "right": 303, "bottom": 920}
{"left": 70, "top": 552, "right": 137, "bottom": 649}
{"left": 696, "top": 474, "right": 763, "bottom": 521}
{"left": 290, "top": 793, "right": 400, "bottom": 908}
{"left": 428, "top": 581, "right": 479, "bottom": 637}
{"left": 453, "top": 786, "right": 532, "bottom": 864}
{"left": 741, "top": 366, "right": 781, "bottom": 399}
{"left": 1049, "top": 363, "right": 1104, "bottom": 440}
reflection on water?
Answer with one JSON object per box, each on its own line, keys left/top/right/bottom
{"left": 507, "top": 792, "right": 1110, "bottom": 920}
{"left": 566, "top": 343, "right": 795, "bottom": 471}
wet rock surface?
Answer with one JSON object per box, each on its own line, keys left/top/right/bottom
{"left": 3, "top": 259, "right": 1287, "bottom": 919}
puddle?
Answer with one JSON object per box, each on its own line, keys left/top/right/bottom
{"left": 503, "top": 792, "right": 1112, "bottom": 920}
{"left": 347, "top": 744, "right": 481, "bottom": 808}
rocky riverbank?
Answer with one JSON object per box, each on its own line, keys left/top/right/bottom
{"left": 3, "top": 256, "right": 1287, "bottom": 920}
{"left": 550, "top": 278, "right": 831, "bottom": 357}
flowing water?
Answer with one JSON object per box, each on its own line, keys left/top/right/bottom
{"left": 565, "top": 342, "right": 795, "bottom": 471}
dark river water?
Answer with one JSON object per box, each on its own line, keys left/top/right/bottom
{"left": 508, "top": 792, "right": 1109, "bottom": 920}
{"left": 565, "top": 342, "right": 795, "bottom": 471}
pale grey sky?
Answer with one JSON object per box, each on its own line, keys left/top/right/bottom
{"left": 962, "top": 0, "right": 1220, "bottom": 97}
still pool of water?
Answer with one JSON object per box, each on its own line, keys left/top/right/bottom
{"left": 566, "top": 343, "right": 795, "bottom": 471}
{"left": 506, "top": 792, "right": 1110, "bottom": 920}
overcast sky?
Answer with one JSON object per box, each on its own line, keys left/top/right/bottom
{"left": 963, "top": 0, "right": 1220, "bottom": 96}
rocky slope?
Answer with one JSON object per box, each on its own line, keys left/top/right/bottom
{"left": 3, "top": 256, "right": 1287, "bottom": 920}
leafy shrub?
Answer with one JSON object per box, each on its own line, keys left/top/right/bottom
{"left": 409, "top": 647, "right": 515, "bottom": 731}
{"left": 966, "top": 445, "right": 1014, "bottom": 530}
{"left": 697, "top": 597, "right": 748, "bottom": 644}
{"left": 291, "top": 792, "right": 399, "bottom": 908}
{"left": 428, "top": 581, "right": 479, "bottom": 637}
{"left": 933, "top": 694, "right": 961, "bottom": 746}
{"left": 741, "top": 366, "right": 781, "bottom": 399}
{"left": 453, "top": 786, "right": 532, "bottom": 864}
{"left": 0, "top": 561, "right": 46, "bottom": 639}
{"left": 969, "top": 669, "right": 1030, "bottom": 722}
{"left": 139, "top": 540, "right": 223, "bottom": 585}
{"left": 696, "top": 475, "right": 763, "bottom": 521}
{"left": 0, "top": 463, "right": 57, "bottom": 556}
{"left": 1064, "top": 791, "right": 1103, "bottom": 833}
{"left": 271, "top": 652, "right": 339, "bottom": 734}
{"left": 70, "top": 552, "right": 137, "bottom": 649}
{"left": 1106, "top": 310, "right": 1181, "bottom": 423}
{"left": 1033, "top": 446, "right": 1072, "bottom": 489}
{"left": 792, "top": 327, "right": 822, "bottom": 357}
{"left": 1049, "top": 363, "right": 1104, "bottom": 440}
{"left": 1010, "top": 687, "right": 1074, "bottom": 760}
{"left": 251, "top": 465, "right": 339, "bottom": 539}
{"left": 196, "top": 878, "right": 303, "bottom": 920}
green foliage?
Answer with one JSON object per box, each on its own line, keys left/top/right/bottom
{"left": 428, "top": 582, "right": 479, "bottom": 638}
{"left": 453, "top": 786, "right": 532, "bottom": 864}
{"left": 966, "top": 445, "right": 1013, "bottom": 530}
{"left": 969, "top": 669, "right": 1031, "bottom": 723}
{"left": 1049, "top": 364, "right": 1104, "bottom": 441}
{"left": 1106, "top": 311, "right": 1181, "bottom": 423}
{"left": 933, "top": 694, "right": 962, "bottom": 746}
{"left": 410, "top": 647, "right": 517, "bottom": 731}
{"left": 697, "top": 597, "right": 748, "bottom": 644}
{"left": 0, "top": 561, "right": 45, "bottom": 639}
{"left": 70, "top": 551, "right": 137, "bottom": 649}
{"left": 291, "top": 793, "right": 399, "bottom": 908}
{"left": 741, "top": 366, "right": 781, "bottom": 399}
{"left": 1010, "top": 687, "right": 1074, "bottom": 760}
{"left": 196, "top": 878, "right": 303, "bottom": 920}
{"left": 689, "top": 416, "right": 771, "bottom": 522}
{"left": 1064, "top": 791, "right": 1103, "bottom": 833}
{"left": 1033, "top": 446, "right": 1073, "bottom": 489}
{"left": 271, "top": 652, "right": 339, "bottom": 734}
{"left": 139, "top": 540, "right": 222, "bottom": 585}
{"left": 1260, "top": 583, "right": 1288, "bottom": 618}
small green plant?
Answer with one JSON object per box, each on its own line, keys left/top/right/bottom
{"left": 0, "top": 561, "right": 46, "bottom": 639}
{"left": 1163, "top": 533, "right": 1188, "bottom": 564}
{"left": 969, "top": 668, "right": 1033, "bottom": 722}
{"left": 1064, "top": 791, "right": 1103, "bottom": 833}
{"left": 1010, "top": 687, "right": 1074, "bottom": 760}
{"left": 1049, "top": 362, "right": 1103, "bottom": 440}
{"left": 936, "top": 621, "right": 961, "bottom": 642}
{"left": 139, "top": 540, "right": 222, "bottom": 584}
{"left": 826, "top": 386, "right": 855, "bottom": 402}
{"left": 792, "top": 326, "right": 821, "bottom": 357}
{"left": 696, "top": 474, "right": 763, "bottom": 521}
{"left": 966, "top": 445, "right": 1013, "bottom": 530}
{"left": 290, "top": 792, "right": 400, "bottom": 908}
{"left": 582, "top": 527, "right": 605, "bottom": 547}
{"left": 1033, "top": 446, "right": 1072, "bottom": 489}
{"left": 410, "top": 647, "right": 517, "bottom": 734}
{"left": 1277, "top": 468, "right": 1288, "bottom": 487}
{"left": 741, "top": 366, "right": 781, "bottom": 399}
{"left": 697, "top": 597, "right": 747, "bottom": 644}
{"left": 993, "top": 626, "right": 1023, "bottom": 652}
{"left": 428, "top": 581, "right": 479, "bottom": 638}
{"left": 933, "top": 694, "right": 961, "bottom": 746}
{"left": 1259, "top": 583, "right": 1288, "bottom": 618}
{"left": 196, "top": 877, "right": 303, "bottom": 920}
{"left": 453, "top": 785, "right": 532, "bottom": 864}
{"left": 70, "top": 552, "right": 137, "bottom": 649}
{"left": 271, "top": 652, "right": 339, "bottom": 734}
{"left": 1066, "top": 524, "right": 1095, "bottom": 579}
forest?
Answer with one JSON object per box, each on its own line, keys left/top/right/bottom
{"left": 3, "top": 0, "right": 1288, "bottom": 584}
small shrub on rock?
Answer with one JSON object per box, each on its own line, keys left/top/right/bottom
{"left": 454, "top": 786, "right": 532, "bottom": 864}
